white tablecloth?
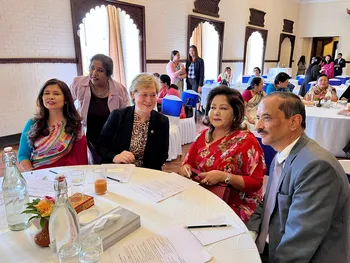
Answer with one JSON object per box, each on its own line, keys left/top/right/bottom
{"left": 268, "top": 68, "right": 292, "bottom": 78}
{"left": 305, "top": 107, "right": 350, "bottom": 157}
{"left": 0, "top": 166, "right": 260, "bottom": 263}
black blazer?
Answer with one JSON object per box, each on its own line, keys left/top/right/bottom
{"left": 334, "top": 58, "right": 346, "bottom": 75}
{"left": 186, "top": 57, "right": 205, "bottom": 87}
{"left": 97, "top": 106, "right": 169, "bottom": 170}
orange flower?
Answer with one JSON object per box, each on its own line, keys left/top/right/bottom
{"left": 34, "top": 199, "right": 55, "bottom": 217}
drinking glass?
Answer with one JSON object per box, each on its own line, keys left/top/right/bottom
{"left": 347, "top": 103, "right": 350, "bottom": 111}
{"left": 70, "top": 170, "right": 86, "bottom": 196}
{"left": 58, "top": 243, "right": 81, "bottom": 263}
{"left": 79, "top": 235, "right": 103, "bottom": 263}
{"left": 93, "top": 169, "right": 107, "bottom": 195}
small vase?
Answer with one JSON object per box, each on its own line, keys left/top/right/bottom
{"left": 34, "top": 219, "right": 50, "bottom": 247}
{"left": 316, "top": 100, "right": 322, "bottom": 107}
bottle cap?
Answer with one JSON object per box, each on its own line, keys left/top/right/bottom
{"left": 4, "top": 147, "right": 13, "bottom": 152}
{"left": 54, "top": 174, "right": 67, "bottom": 192}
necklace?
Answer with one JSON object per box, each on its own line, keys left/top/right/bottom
{"left": 90, "top": 80, "right": 110, "bottom": 98}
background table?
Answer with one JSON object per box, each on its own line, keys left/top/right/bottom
{"left": 305, "top": 107, "right": 350, "bottom": 157}
{"left": 0, "top": 166, "right": 261, "bottom": 263}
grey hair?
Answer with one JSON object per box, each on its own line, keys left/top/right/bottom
{"left": 90, "top": 54, "right": 114, "bottom": 78}
{"left": 264, "top": 92, "right": 306, "bottom": 129}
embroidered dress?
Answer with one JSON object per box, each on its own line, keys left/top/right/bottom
{"left": 183, "top": 129, "right": 265, "bottom": 223}
{"left": 31, "top": 121, "right": 76, "bottom": 169}
{"left": 129, "top": 113, "right": 150, "bottom": 167}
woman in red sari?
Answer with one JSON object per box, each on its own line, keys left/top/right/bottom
{"left": 179, "top": 86, "right": 265, "bottom": 223}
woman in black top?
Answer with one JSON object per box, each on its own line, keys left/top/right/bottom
{"left": 186, "top": 45, "right": 205, "bottom": 93}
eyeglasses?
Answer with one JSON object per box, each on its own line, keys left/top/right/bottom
{"left": 136, "top": 92, "right": 157, "bottom": 99}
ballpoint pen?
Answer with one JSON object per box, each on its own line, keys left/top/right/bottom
{"left": 185, "top": 224, "right": 229, "bottom": 229}
{"left": 107, "top": 176, "right": 122, "bottom": 183}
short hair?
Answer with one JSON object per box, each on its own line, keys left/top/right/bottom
{"left": 152, "top": 72, "right": 160, "bottom": 78}
{"left": 253, "top": 67, "right": 261, "bottom": 73}
{"left": 90, "top": 54, "right": 113, "bottom": 78}
{"left": 317, "top": 74, "right": 329, "bottom": 80}
{"left": 225, "top": 67, "right": 231, "bottom": 71}
{"left": 130, "top": 73, "right": 160, "bottom": 94}
{"left": 338, "top": 53, "right": 343, "bottom": 56}
{"left": 247, "top": 77, "right": 263, "bottom": 90}
{"left": 265, "top": 92, "right": 306, "bottom": 129}
{"left": 204, "top": 86, "right": 245, "bottom": 142}
{"left": 274, "top": 72, "right": 290, "bottom": 85}
{"left": 159, "top": 74, "right": 171, "bottom": 86}
{"left": 170, "top": 50, "right": 179, "bottom": 61}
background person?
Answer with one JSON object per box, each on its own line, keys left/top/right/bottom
{"left": 166, "top": 50, "right": 187, "bottom": 93}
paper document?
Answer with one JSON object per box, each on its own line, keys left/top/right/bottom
{"left": 21, "top": 171, "right": 56, "bottom": 197}
{"left": 131, "top": 173, "right": 198, "bottom": 202}
{"left": 188, "top": 216, "right": 245, "bottom": 245}
{"left": 102, "top": 164, "right": 134, "bottom": 183}
{"left": 109, "top": 227, "right": 211, "bottom": 263}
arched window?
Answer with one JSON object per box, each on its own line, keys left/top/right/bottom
{"left": 243, "top": 27, "right": 268, "bottom": 75}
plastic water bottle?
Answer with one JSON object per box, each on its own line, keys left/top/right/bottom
{"left": 49, "top": 175, "right": 80, "bottom": 260}
{"left": 1, "top": 147, "right": 31, "bottom": 231}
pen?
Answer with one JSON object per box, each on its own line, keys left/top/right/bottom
{"left": 107, "top": 176, "right": 122, "bottom": 183}
{"left": 185, "top": 224, "right": 229, "bottom": 229}
{"left": 49, "top": 170, "right": 58, "bottom": 174}
{"left": 184, "top": 166, "right": 191, "bottom": 178}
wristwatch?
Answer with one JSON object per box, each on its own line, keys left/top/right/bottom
{"left": 224, "top": 174, "right": 231, "bottom": 185}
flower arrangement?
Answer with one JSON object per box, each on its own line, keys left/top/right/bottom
{"left": 22, "top": 196, "right": 55, "bottom": 229}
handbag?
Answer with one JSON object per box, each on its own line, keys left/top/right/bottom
{"left": 192, "top": 175, "right": 231, "bottom": 203}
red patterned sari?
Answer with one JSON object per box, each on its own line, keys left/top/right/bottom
{"left": 183, "top": 129, "right": 265, "bottom": 223}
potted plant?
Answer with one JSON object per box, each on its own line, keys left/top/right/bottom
{"left": 22, "top": 196, "right": 55, "bottom": 247}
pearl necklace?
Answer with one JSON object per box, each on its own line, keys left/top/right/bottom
{"left": 90, "top": 80, "right": 110, "bottom": 98}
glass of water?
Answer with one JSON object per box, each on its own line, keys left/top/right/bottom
{"left": 79, "top": 235, "right": 103, "bottom": 263}
{"left": 58, "top": 243, "right": 81, "bottom": 263}
{"left": 70, "top": 170, "right": 86, "bottom": 197}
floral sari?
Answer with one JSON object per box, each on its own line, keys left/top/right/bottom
{"left": 32, "top": 121, "right": 77, "bottom": 169}
{"left": 183, "top": 129, "right": 265, "bottom": 223}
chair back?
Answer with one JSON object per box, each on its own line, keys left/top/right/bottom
{"left": 182, "top": 90, "right": 200, "bottom": 107}
{"left": 256, "top": 137, "right": 277, "bottom": 175}
{"left": 162, "top": 95, "right": 182, "bottom": 117}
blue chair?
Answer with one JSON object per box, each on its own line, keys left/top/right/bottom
{"left": 162, "top": 95, "right": 182, "bottom": 117}
{"left": 306, "top": 81, "right": 316, "bottom": 93}
{"left": 262, "top": 74, "right": 268, "bottom": 79}
{"left": 329, "top": 78, "right": 342, "bottom": 86}
{"left": 242, "top": 75, "right": 251, "bottom": 84}
{"left": 182, "top": 90, "right": 200, "bottom": 108}
{"left": 335, "top": 76, "right": 350, "bottom": 85}
{"left": 256, "top": 137, "right": 277, "bottom": 175}
{"left": 205, "top": 79, "right": 215, "bottom": 85}
{"left": 296, "top": 75, "right": 305, "bottom": 81}
{"left": 298, "top": 77, "right": 305, "bottom": 86}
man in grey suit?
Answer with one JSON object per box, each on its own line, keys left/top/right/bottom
{"left": 247, "top": 92, "right": 350, "bottom": 263}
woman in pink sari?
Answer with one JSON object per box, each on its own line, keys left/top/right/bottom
{"left": 178, "top": 86, "right": 265, "bottom": 223}
{"left": 321, "top": 55, "right": 334, "bottom": 79}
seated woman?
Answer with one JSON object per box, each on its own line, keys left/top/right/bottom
{"left": 178, "top": 86, "right": 265, "bottom": 223}
{"left": 247, "top": 67, "right": 261, "bottom": 84}
{"left": 18, "top": 79, "right": 88, "bottom": 171}
{"left": 266, "top": 72, "right": 290, "bottom": 94}
{"left": 157, "top": 74, "right": 171, "bottom": 105}
{"left": 217, "top": 67, "right": 232, "bottom": 85}
{"left": 97, "top": 73, "right": 170, "bottom": 170}
{"left": 242, "top": 77, "right": 266, "bottom": 125}
{"left": 304, "top": 74, "right": 338, "bottom": 102}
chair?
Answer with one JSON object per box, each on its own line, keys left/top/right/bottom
{"left": 201, "top": 84, "right": 215, "bottom": 107}
{"left": 296, "top": 75, "right": 305, "bottom": 81}
{"left": 338, "top": 160, "right": 350, "bottom": 183}
{"left": 334, "top": 76, "right": 350, "bottom": 85}
{"left": 162, "top": 95, "right": 182, "bottom": 117}
{"left": 256, "top": 136, "right": 277, "bottom": 175}
{"left": 179, "top": 108, "right": 197, "bottom": 145}
{"left": 329, "top": 78, "right": 342, "bottom": 86}
{"left": 182, "top": 90, "right": 200, "bottom": 107}
{"left": 242, "top": 75, "right": 251, "bottom": 84}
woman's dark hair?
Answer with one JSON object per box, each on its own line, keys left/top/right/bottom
{"left": 298, "top": 55, "right": 306, "bottom": 65}
{"left": 159, "top": 74, "right": 171, "bottom": 86}
{"left": 324, "top": 54, "right": 332, "bottom": 64}
{"left": 28, "top": 79, "right": 82, "bottom": 146}
{"left": 253, "top": 67, "right": 261, "bottom": 74}
{"left": 170, "top": 50, "right": 179, "bottom": 61}
{"left": 203, "top": 86, "right": 245, "bottom": 143}
{"left": 225, "top": 67, "right": 231, "bottom": 71}
{"left": 247, "top": 77, "right": 263, "bottom": 90}
{"left": 188, "top": 45, "right": 199, "bottom": 62}
{"left": 317, "top": 74, "right": 329, "bottom": 80}
{"left": 90, "top": 54, "right": 114, "bottom": 78}
{"left": 153, "top": 72, "right": 160, "bottom": 78}
{"left": 274, "top": 72, "right": 290, "bottom": 85}
{"left": 312, "top": 56, "right": 323, "bottom": 66}
{"left": 169, "top": 84, "right": 179, "bottom": 90}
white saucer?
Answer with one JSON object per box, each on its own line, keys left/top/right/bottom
{"left": 78, "top": 208, "right": 102, "bottom": 225}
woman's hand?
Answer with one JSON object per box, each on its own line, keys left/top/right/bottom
{"left": 198, "top": 86, "right": 202, "bottom": 93}
{"left": 113, "top": 151, "right": 135, "bottom": 164}
{"left": 248, "top": 117, "right": 255, "bottom": 124}
{"left": 178, "top": 164, "right": 192, "bottom": 178}
{"left": 199, "top": 170, "right": 226, "bottom": 186}
{"left": 19, "top": 160, "right": 34, "bottom": 172}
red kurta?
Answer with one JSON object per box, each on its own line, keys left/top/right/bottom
{"left": 183, "top": 129, "right": 265, "bottom": 223}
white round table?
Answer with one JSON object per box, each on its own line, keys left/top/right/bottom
{"left": 0, "top": 166, "right": 261, "bottom": 263}
{"left": 305, "top": 107, "right": 350, "bottom": 157}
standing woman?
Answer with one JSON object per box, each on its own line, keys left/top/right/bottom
{"left": 18, "top": 79, "right": 88, "bottom": 171}
{"left": 70, "top": 54, "right": 129, "bottom": 164}
{"left": 297, "top": 55, "right": 306, "bottom": 75}
{"left": 186, "top": 45, "right": 205, "bottom": 94}
{"left": 321, "top": 55, "right": 334, "bottom": 79}
{"left": 166, "top": 50, "right": 187, "bottom": 93}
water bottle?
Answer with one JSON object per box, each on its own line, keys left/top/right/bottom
{"left": 1, "top": 147, "right": 31, "bottom": 231}
{"left": 49, "top": 175, "right": 80, "bottom": 260}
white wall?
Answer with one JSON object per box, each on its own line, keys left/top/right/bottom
{"left": 0, "top": 0, "right": 304, "bottom": 136}
{"left": 297, "top": 0, "right": 350, "bottom": 75}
